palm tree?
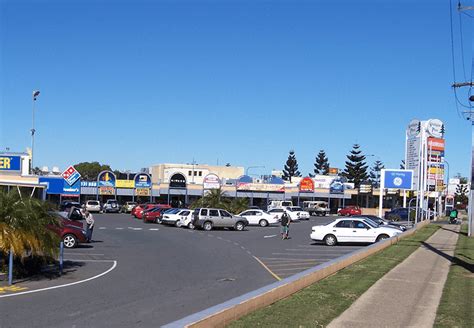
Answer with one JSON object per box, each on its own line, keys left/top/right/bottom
{"left": 0, "top": 190, "right": 60, "bottom": 259}
{"left": 190, "top": 188, "right": 249, "bottom": 214}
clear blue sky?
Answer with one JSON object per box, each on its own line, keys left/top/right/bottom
{"left": 1, "top": 0, "right": 472, "bottom": 178}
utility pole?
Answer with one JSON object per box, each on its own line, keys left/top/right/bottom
{"left": 31, "top": 90, "right": 40, "bottom": 174}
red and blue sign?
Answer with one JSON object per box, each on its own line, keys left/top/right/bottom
{"left": 62, "top": 166, "right": 81, "bottom": 186}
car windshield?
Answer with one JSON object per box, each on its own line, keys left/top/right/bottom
{"left": 293, "top": 207, "right": 303, "bottom": 211}
{"left": 364, "top": 219, "right": 379, "bottom": 228}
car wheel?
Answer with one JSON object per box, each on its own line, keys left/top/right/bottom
{"left": 235, "top": 221, "right": 245, "bottom": 231}
{"left": 324, "top": 234, "right": 337, "bottom": 246}
{"left": 203, "top": 221, "right": 213, "bottom": 231}
{"left": 376, "top": 234, "right": 390, "bottom": 242}
{"left": 63, "top": 234, "right": 77, "bottom": 248}
{"left": 259, "top": 219, "right": 269, "bottom": 227}
{"left": 175, "top": 220, "right": 182, "bottom": 228}
{"left": 188, "top": 222, "right": 195, "bottom": 230}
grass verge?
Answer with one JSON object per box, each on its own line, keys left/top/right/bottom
{"left": 229, "top": 224, "right": 439, "bottom": 328}
{"left": 434, "top": 224, "right": 474, "bottom": 327}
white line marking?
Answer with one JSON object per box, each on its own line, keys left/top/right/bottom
{"left": 264, "top": 234, "right": 278, "bottom": 238}
{"left": 133, "top": 228, "right": 142, "bottom": 231}
{"left": 0, "top": 260, "right": 117, "bottom": 299}
{"left": 115, "top": 228, "right": 124, "bottom": 230}
{"left": 233, "top": 242, "right": 239, "bottom": 246}
{"left": 63, "top": 253, "right": 104, "bottom": 256}
{"left": 148, "top": 228, "right": 159, "bottom": 231}
{"left": 217, "top": 237, "right": 223, "bottom": 240}
{"left": 99, "top": 227, "right": 106, "bottom": 230}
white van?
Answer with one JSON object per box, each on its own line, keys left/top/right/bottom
{"left": 302, "top": 201, "right": 330, "bottom": 216}
{"left": 267, "top": 200, "right": 293, "bottom": 211}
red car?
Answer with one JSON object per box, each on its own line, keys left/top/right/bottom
{"left": 337, "top": 206, "right": 361, "bottom": 216}
{"left": 132, "top": 203, "right": 159, "bottom": 219}
{"left": 49, "top": 218, "right": 88, "bottom": 248}
{"left": 143, "top": 205, "right": 172, "bottom": 223}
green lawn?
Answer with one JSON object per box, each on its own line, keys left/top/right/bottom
{"left": 229, "top": 224, "right": 440, "bottom": 328}
{"left": 434, "top": 224, "right": 474, "bottom": 328}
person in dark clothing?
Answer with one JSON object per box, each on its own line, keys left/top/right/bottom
{"left": 280, "top": 212, "right": 291, "bottom": 239}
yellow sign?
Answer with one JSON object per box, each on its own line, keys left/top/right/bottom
{"left": 135, "top": 188, "right": 150, "bottom": 196}
{"left": 116, "top": 180, "right": 135, "bottom": 188}
{"left": 99, "top": 187, "right": 115, "bottom": 195}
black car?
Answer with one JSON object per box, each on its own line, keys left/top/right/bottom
{"left": 353, "top": 215, "right": 407, "bottom": 231}
{"left": 384, "top": 208, "right": 410, "bottom": 221}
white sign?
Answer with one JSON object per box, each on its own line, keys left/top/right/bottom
{"left": 203, "top": 174, "right": 221, "bottom": 189}
{"left": 406, "top": 135, "right": 420, "bottom": 190}
{"left": 426, "top": 119, "right": 444, "bottom": 138}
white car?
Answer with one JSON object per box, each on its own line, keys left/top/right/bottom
{"left": 285, "top": 206, "right": 310, "bottom": 221}
{"left": 85, "top": 200, "right": 101, "bottom": 213}
{"left": 162, "top": 209, "right": 192, "bottom": 227}
{"left": 179, "top": 210, "right": 195, "bottom": 229}
{"left": 310, "top": 218, "right": 403, "bottom": 246}
{"left": 268, "top": 208, "right": 286, "bottom": 220}
{"left": 238, "top": 209, "right": 279, "bottom": 227}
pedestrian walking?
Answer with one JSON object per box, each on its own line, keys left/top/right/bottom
{"left": 281, "top": 212, "right": 291, "bottom": 240}
{"left": 84, "top": 210, "right": 95, "bottom": 242}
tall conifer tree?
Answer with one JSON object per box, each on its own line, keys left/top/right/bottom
{"left": 342, "top": 144, "right": 368, "bottom": 187}
{"left": 282, "top": 150, "right": 301, "bottom": 182}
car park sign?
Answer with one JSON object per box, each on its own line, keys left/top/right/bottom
{"left": 62, "top": 166, "right": 81, "bottom": 186}
{"left": 382, "top": 169, "right": 413, "bottom": 190}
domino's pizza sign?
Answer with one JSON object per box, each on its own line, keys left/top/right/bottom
{"left": 62, "top": 166, "right": 82, "bottom": 186}
{"left": 382, "top": 169, "right": 413, "bottom": 190}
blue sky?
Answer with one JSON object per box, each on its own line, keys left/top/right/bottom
{"left": 1, "top": 0, "right": 472, "bottom": 178}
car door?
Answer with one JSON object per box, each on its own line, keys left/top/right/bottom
{"left": 240, "top": 210, "right": 256, "bottom": 224}
{"left": 219, "top": 210, "right": 234, "bottom": 227}
{"left": 352, "top": 220, "right": 374, "bottom": 242}
{"left": 332, "top": 220, "right": 352, "bottom": 242}
{"left": 208, "top": 209, "right": 221, "bottom": 227}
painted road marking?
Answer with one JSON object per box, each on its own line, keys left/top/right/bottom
{"left": 115, "top": 228, "right": 124, "bottom": 230}
{"left": 0, "top": 260, "right": 118, "bottom": 299}
{"left": 99, "top": 227, "right": 106, "bottom": 230}
{"left": 148, "top": 228, "right": 159, "bottom": 231}
{"left": 253, "top": 256, "right": 281, "bottom": 281}
{"left": 0, "top": 286, "right": 28, "bottom": 294}
{"left": 264, "top": 234, "right": 278, "bottom": 238}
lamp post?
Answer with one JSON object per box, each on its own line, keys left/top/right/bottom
{"left": 31, "top": 90, "right": 40, "bottom": 173}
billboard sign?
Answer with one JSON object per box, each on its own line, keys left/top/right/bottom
{"left": 98, "top": 187, "right": 115, "bottom": 195}
{"left": 39, "top": 176, "right": 80, "bottom": 195}
{"left": 236, "top": 183, "right": 285, "bottom": 192}
{"left": 169, "top": 173, "right": 186, "bottom": 188}
{"left": 299, "top": 177, "right": 315, "bottom": 192}
{"left": 98, "top": 171, "right": 116, "bottom": 187}
{"left": 116, "top": 180, "right": 135, "bottom": 188}
{"left": 382, "top": 169, "right": 413, "bottom": 190}
{"left": 134, "top": 174, "right": 151, "bottom": 188}
{"left": 427, "top": 137, "right": 445, "bottom": 151}
{"left": 203, "top": 174, "right": 221, "bottom": 189}
{"left": 329, "top": 178, "right": 345, "bottom": 194}
{"left": 135, "top": 188, "right": 150, "bottom": 196}
{"left": 62, "top": 166, "right": 81, "bottom": 186}
{"left": 0, "top": 155, "right": 21, "bottom": 172}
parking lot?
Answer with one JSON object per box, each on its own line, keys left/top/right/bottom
{"left": 1, "top": 213, "right": 365, "bottom": 327}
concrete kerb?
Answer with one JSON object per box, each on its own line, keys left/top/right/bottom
{"left": 163, "top": 220, "right": 431, "bottom": 328}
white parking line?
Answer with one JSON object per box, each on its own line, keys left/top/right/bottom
{"left": 99, "top": 227, "right": 106, "bottom": 230}
{"left": 148, "top": 228, "right": 159, "bottom": 231}
{"left": 264, "top": 234, "right": 278, "bottom": 238}
{"left": 115, "top": 228, "right": 124, "bottom": 230}
{"left": 0, "top": 260, "right": 117, "bottom": 298}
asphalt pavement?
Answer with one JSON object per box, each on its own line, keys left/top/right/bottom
{"left": 0, "top": 213, "right": 365, "bottom": 327}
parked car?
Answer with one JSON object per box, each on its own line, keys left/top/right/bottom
{"left": 142, "top": 205, "right": 172, "bottom": 223}
{"left": 103, "top": 199, "right": 120, "bottom": 213}
{"left": 56, "top": 208, "right": 84, "bottom": 229}
{"left": 121, "top": 201, "right": 137, "bottom": 213}
{"left": 384, "top": 207, "right": 410, "bottom": 221}
{"left": 161, "top": 209, "right": 192, "bottom": 227}
{"left": 85, "top": 200, "right": 102, "bottom": 213}
{"left": 179, "top": 210, "right": 196, "bottom": 229}
{"left": 59, "top": 201, "right": 81, "bottom": 212}
{"left": 268, "top": 208, "right": 286, "bottom": 220}
{"left": 49, "top": 216, "right": 88, "bottom": 248}
{"left": 135, "top": 204, "right": 161, "bottom": 219}
{"left": 337, "top": 206, "right": 361, "bottom": 216}
{"left": 352, "top": 215, "right": 407, "bottom": 231}
{"left": 192, "top": 208, "right": 249, "bottom": 231}
{"left": 285, "top": 206, "right": 310, "bottom": 221}
{"left": 267, "top": 200, "right": 293, "bottom": 211}
{"left": 310, "top": 218, "right": 402, "bottom": 246}
{"left": 302, "top": 201, "right": 330, "bottom": 216}
{"left": 238, "top": 209, "right": 279, "bottom": 227}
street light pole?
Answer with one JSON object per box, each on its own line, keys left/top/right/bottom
{"left": 31, "top": 90, "right": 40, "bottom": 173}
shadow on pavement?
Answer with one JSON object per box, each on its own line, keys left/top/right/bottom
{"left": 13, "top": 261, "right": 85, "bottom": 284}
{"left": 421, "top": 241, "right": 473, "bottom": 274}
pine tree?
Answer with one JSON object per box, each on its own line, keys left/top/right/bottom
{"left": 282, "top": 150, "right": 301, "bottom": 182}
{"left": 342, "top": 144, "right": 369, "bottom": 187}
{"left": 369, "top": 160, "right": 384, "bottom": 188}
{"left": 313, "top": 150, "right": 330, "bottom": 176}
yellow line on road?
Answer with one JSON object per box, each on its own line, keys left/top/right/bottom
{"left": 253, "top": 256, "right": 282, "bottom": 281}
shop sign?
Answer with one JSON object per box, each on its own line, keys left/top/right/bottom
{"left": 134, "top": 174, "right": 152, "bottom": 188}
{"left": 169, "top": 173, "right": 186, "bottom": 188}
{"left": 99, "top": 186, "right": 115, "bottom": 195}
{"left": 359, "top": 183, "right": 372, "bottom": 194}
{"left": 135, "top": 188, "right": 150, "bottom": 196}
{"left": 81, "top": 181, "right": 97, "bottom": 187}
{"left": 329, "top": 178, "right": 345, "bottom": 194}
{"left": 203, "top": 173, "right": 221, "bottom": 189}
{"left": 382, "top": 169, "right": 413, "bottom": 190}
{"left": 237, "top": 183, "right": 285, "bottom": 192}
{"left": 98, "top": 171, "right": 116, "bottom": 187}
{"left": 62, "top": 165, "right": 81, "bottom": 186}
{"left": 116, "top": 180, "right": 135, "bottom": 188}
{"left": 0, "top": 155, "right": 21, "bottom": 171}
{"left": 299, "top": 177, "right": 314, "bottom": 192}
{"left": 426, "top": 119, "right": 444, "bottom": 138}
{"left": 427, "top": 137, "right": 445, "bottom": 151}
